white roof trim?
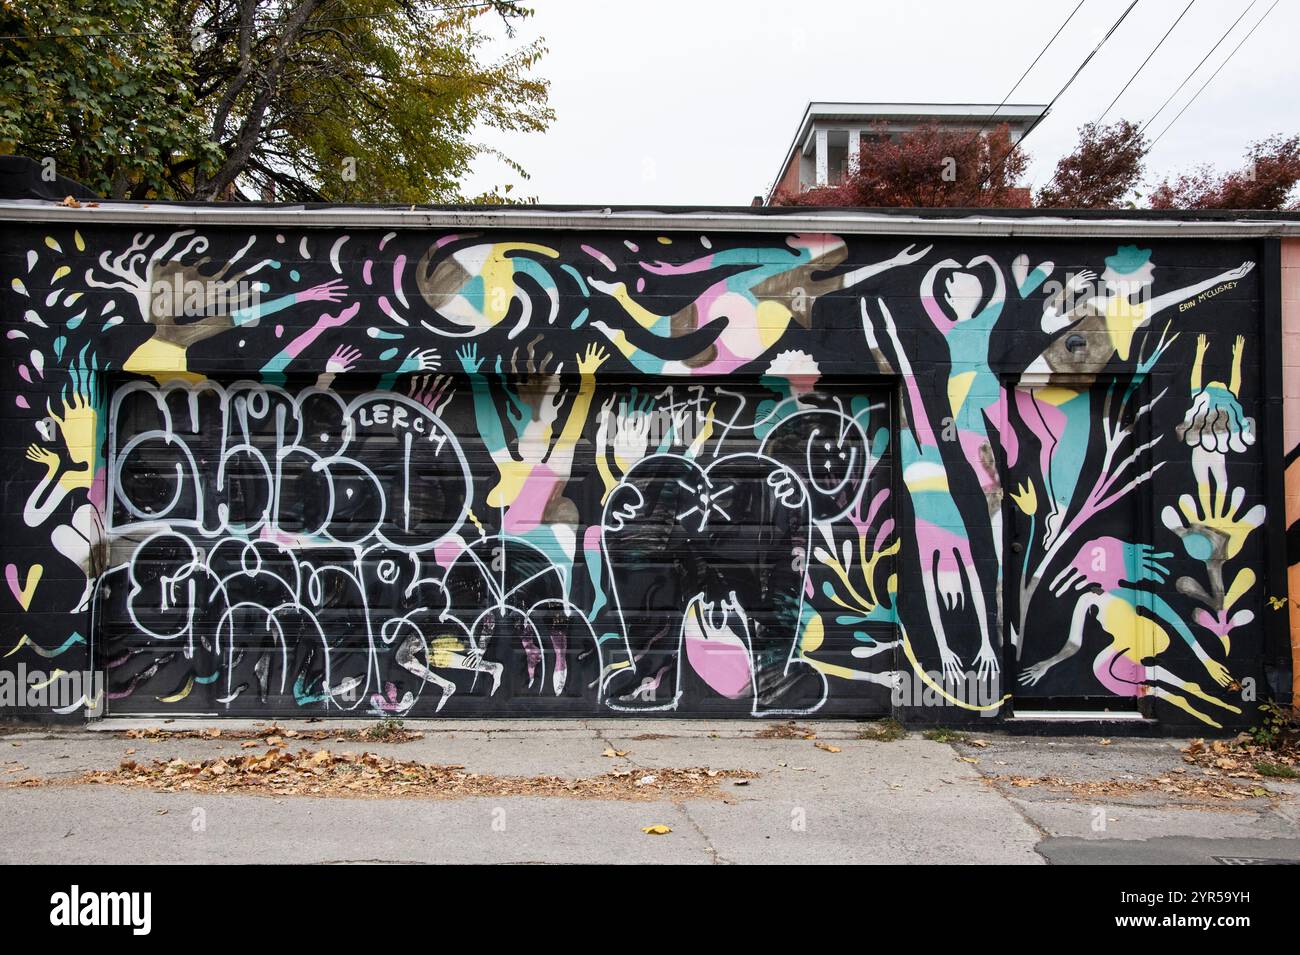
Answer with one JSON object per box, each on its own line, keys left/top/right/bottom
{"left": 1, "top": 201, "right": 1299, "bottom": 238}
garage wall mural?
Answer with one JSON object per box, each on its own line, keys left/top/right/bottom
{"left": 0, "top": 217, "right": 1280, "bottom": 727}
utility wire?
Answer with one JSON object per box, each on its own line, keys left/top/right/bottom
{"left": 1148, "top": 0, "right": 1280, "bottom": 147}
{"left": 972, "top": 0, "right": 1089, "bottom": 140}
{"left": 1137, "top": 0, "right": 1258, "bottom": 135}
{"left": 1096, "top": 0, "right": 1195, "bottom": 123}
{"left": 1020, "top": 0, "right": 1142, "bottom": 143}
{"left": 979, "top": 0, "right": 1142, "bottom": 193}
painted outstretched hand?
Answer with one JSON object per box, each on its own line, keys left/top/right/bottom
{"left": 299, "top": 279, "right": 349, "bottom": 304}
{"left": 457, "top": 343, "right": 485, "bottom": 375}
{"left": 577, "top": 343, "right": 609, "bottom": 376}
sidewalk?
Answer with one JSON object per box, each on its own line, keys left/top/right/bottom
{"left": 2, "top": 720, "right": 1297, "bottom": 864}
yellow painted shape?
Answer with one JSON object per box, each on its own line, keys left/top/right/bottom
{"left": 487, "top": 459, "right": 535, "bottom": 508}
{"left": 756, "top": 299, "right": 792, "bottom": 350}
{"left": 157, "top": 676, "right": 194, "bottom": 703}
{"left": 947, "top": 371, "right": 977, "bottom": 418}
{"left": 1224, "top": 567, "right": 1255, "bottom": 612}
{"left": 800, "top": 612, "right": 825, "bottom": 654}
{"left": 1105, "top": 297, "right": 1148, "bottom": 361}
{"left": 605, "top": 283, "right": 663, "bottom": 331}
{"left": 123, "top": 338, "right": 204, "bottom": 384}
{"left": 1034, "top": 385, "right": 1080, "bottom": 407}
{"left": 429, "top": 635, "right": 467, "bottom": 668}
{"left": 9, "top": 565, "right": 42, "bottom": 610}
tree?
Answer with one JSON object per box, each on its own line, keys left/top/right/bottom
{"left": 0, "top": 0, "right": 552, "bottom": 201}
{"left": 1036, "top": 120, "right": 1148, "bottom": 209}
{"left": 773, "top": 122, "right": 1031, "bottom": 208}
{"left": 0, "top": 0, "right": 214, "bottom": 198}
{"left": 1148, "top": 134, "right": 1300, "bottom": 210}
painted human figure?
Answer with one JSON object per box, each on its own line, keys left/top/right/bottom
{"left": 457, "top": 340, "right": 608, "bottom": 693}
{"left": 1020, "top": 536, "right": 1241, "bottom": 728}
{"left": 1164, "top": 333, "right": 1263, "bottom": 649}
{"left": 862, "top": 297, "right": 999, "bottom": 682}
{"left": 123, "top": 275, "right": 349, "bottom": 382}
{"left": 587, "top": 236, "right": 931, "bottom": 376}
{"left": 1020, "top": 246, "right": 1255, "bottom": 546}
{"left": 24, "top": 353, "right": 107, "bottom": 613}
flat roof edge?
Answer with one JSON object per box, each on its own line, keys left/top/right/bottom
{"left": 2, "top": 201, "right": 1299, "bottom": 238}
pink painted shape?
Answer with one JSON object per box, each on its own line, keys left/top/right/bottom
{"left": 1093, "top": 648, "right": 1145, "bottom": 697}
{"left": 685, "top": 634, "right": 752, "bottom": 699}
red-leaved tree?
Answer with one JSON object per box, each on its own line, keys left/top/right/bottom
{"left": 773, "top": 122, "right": 1031, "bottom": 208}
{"left": 1148, "top": 134, "right": 1300, "bottom": 210}
{"left": 1036, "top": 121, "right": 1148, "bottom": 209}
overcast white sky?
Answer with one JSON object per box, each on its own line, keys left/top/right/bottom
{"left": 461, "top": 0, "right": 1299, "bottom": 205}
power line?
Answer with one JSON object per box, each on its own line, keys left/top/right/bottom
{"left": 1148, "top": 0, "right": 1280, "bottom": 147}
{"left": 1019, "top": 0, "right": 1142, "bottom": 144}
{"left": 972, "top": 0, "right": 1089, "bottom": 140}
{"left": 979, "top": 0, "right": 1142, "bottom": 193}
{"left": 1137, "top": 0, "right": 1258, "bottom": 136}
{"left": 1096, "top": 0, "right": 1195, "bottom": 123}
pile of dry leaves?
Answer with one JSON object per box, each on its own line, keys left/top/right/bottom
{"left": 755, "top": 722, "right": 817, "bottom": 740}
{"left": 994, "top": 773, "right": 1275, "bottom": 803}
{"left": 1181, "top": 735, "right": 1300, "bottom": 782}
{"left": 120, "top": 722, "right": 424, "bottom": 744}
{"left": 74, "top": 748, "right": 754, "bottom": 800}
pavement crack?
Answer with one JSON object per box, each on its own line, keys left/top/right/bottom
{"left": 675, "top": 800, "right": 729, "bottom": 864}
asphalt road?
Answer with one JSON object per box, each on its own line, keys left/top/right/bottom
{"left": 1, "top": 720, "right": 1296, "bottom": 864}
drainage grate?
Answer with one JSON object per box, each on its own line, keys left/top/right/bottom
{"left": 1214, "top": 856, "right": 1300, "bottom": 865}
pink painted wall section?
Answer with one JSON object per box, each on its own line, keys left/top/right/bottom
{"left": 1283, "top": 237, "right": 1300, "bottom": 710}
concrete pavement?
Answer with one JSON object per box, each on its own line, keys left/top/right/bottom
{"left": 1, "top": 720, "right": 1296, "bottom": 864}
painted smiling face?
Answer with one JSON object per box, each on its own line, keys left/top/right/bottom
{"left": 759, "top": 400, "right": 872, "bottom": 523}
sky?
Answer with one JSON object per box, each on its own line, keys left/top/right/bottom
{"left": 460, "top": 0, "right": 1300, "bottom": 205}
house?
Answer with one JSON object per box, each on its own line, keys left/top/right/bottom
{"left": 766, "top": 101, "right": 1048, "bottom": 203}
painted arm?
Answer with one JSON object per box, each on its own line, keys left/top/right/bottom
{"left": 22, "top": 444, "right": 67, "bottom": 527}
{"left": 818, "top": 243, "right": 933, "bottom": 294}
{"left": 456, "top": 344, "right": 513, "bottom": 464}
{"left": 1019, "top": 592, "right": 1100, "bottom": 685}
{"left": 594, "top": 396, "right": 619, "bottom": 502}
{"left": 1041, "top": 270, "right": 1097, "bottom": 334}
{"left": 548, "top": 344, "right": 608, "bottom": 475}
{"left": 261, "top": 302, "right": 360, "bottom": 383}
{"left": 968, "top": 255, "right": 1006, "bottom": 317}
{"left": 1147, "top": 261, "right": 1255, "bottom": 317}
{"left": 865, "top": 297, "right": 937, "bottom": 448}
{"left": 1190, "top": 334, "right": 1208, "bottom": 393}
{"left": 1230, "top": 335, "right": 1244, "bottom": 396}
{"left": 919, "top": 258, "right": 961, "bottom": 332}
{"left": 233, "top": 279, "right": 348, "bottom": 328}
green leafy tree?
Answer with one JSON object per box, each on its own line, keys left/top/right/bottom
{"left": 0, "top": 0, "right": 215, "bottom": 197}
{"left": 0, "top": 0, "right": 552, "bottom": 201}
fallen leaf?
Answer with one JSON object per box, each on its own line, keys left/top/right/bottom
{"left": 601, "top": 748, "right": 628, "bottom": 758}
{"left": 641, "top": 825, "right": 672, "bottom": 835}
{"left": 814, "top": 742, "right": 841, "bottom": 753}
